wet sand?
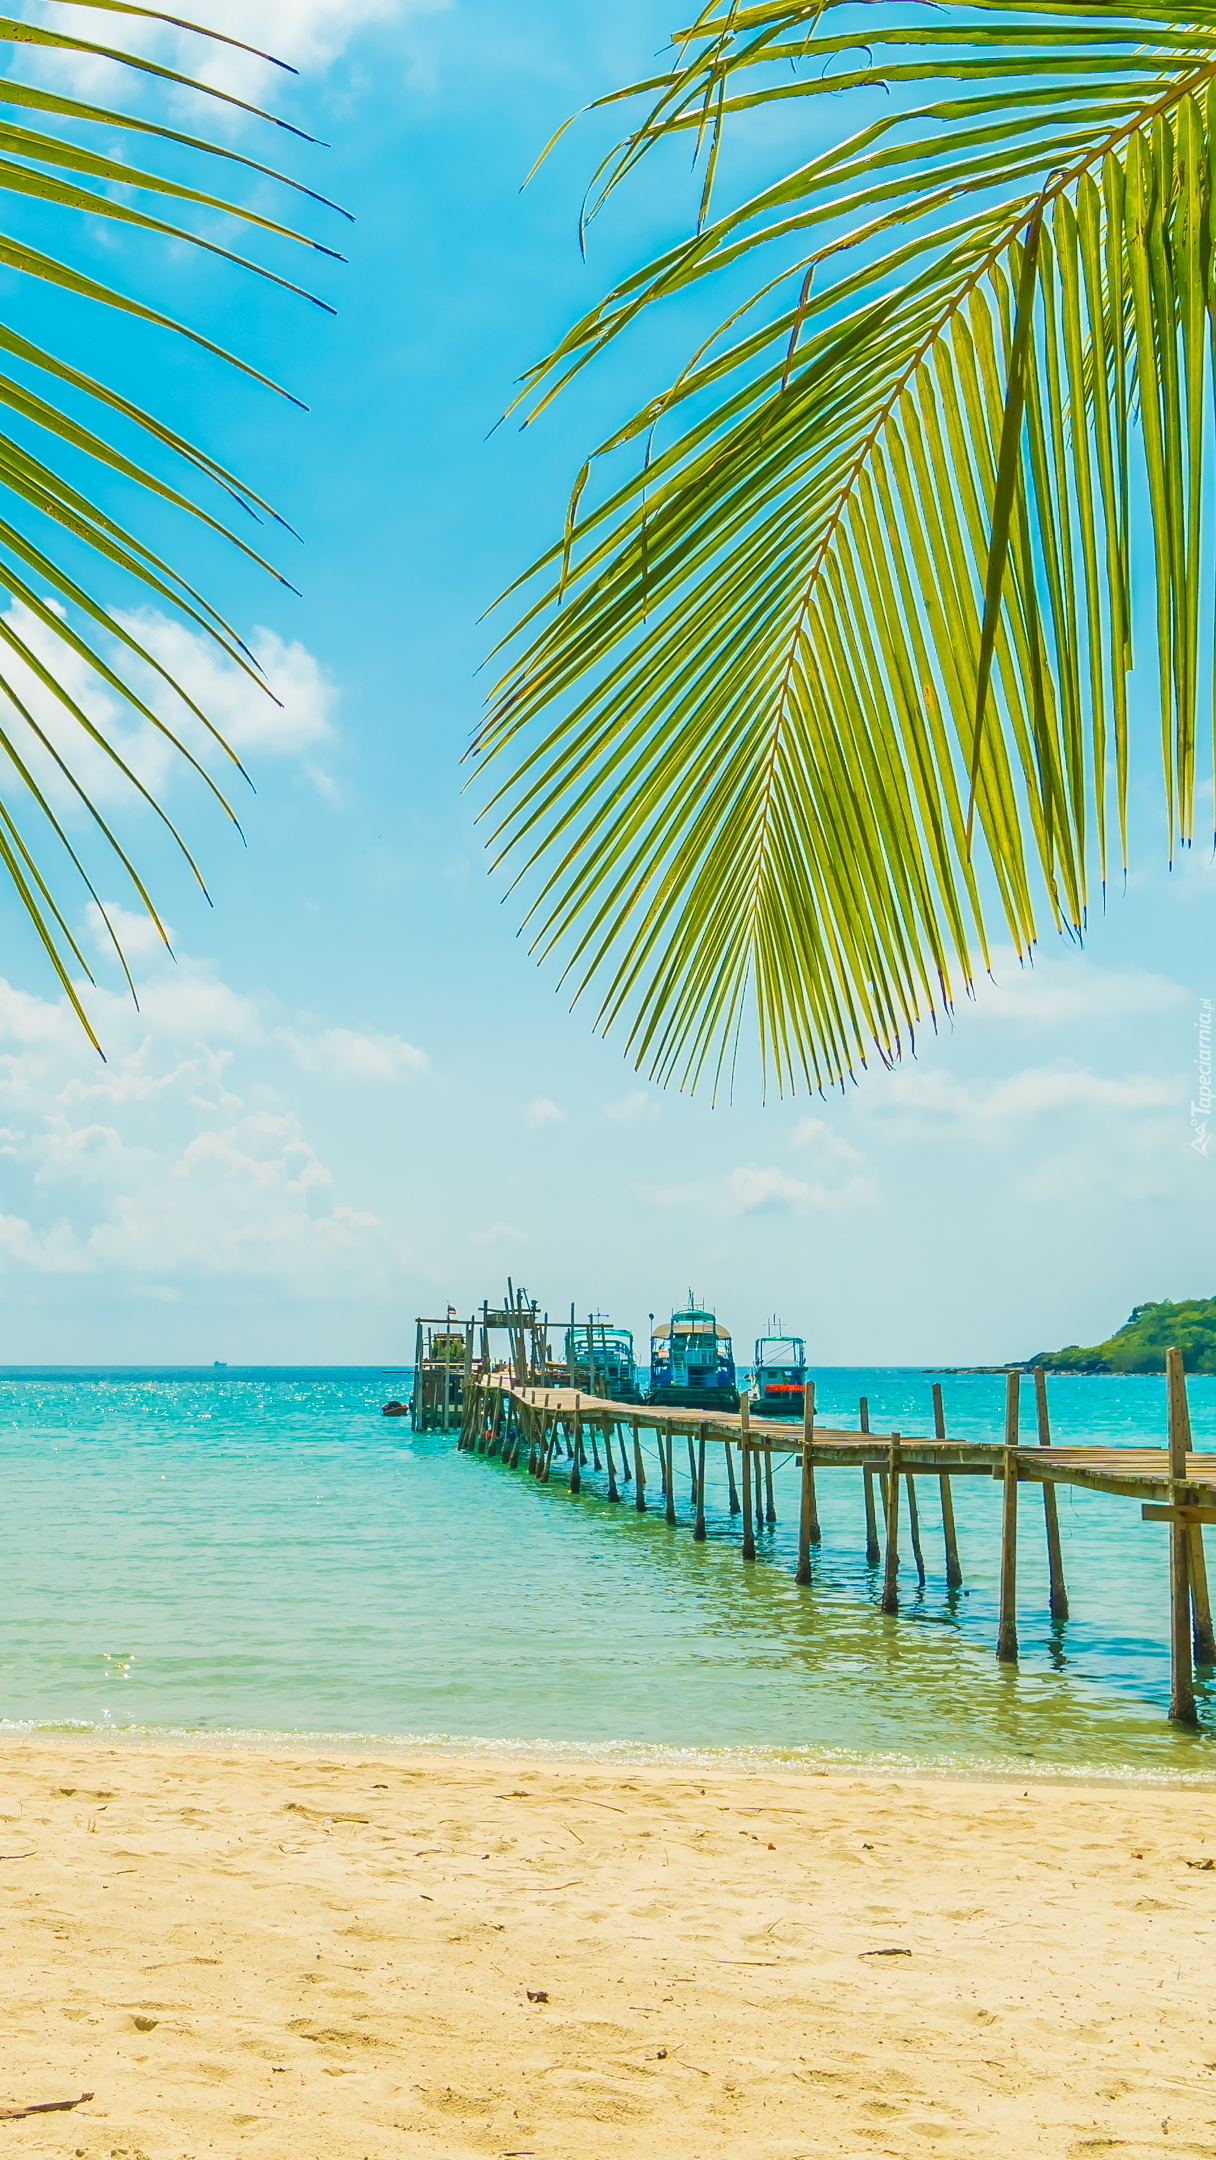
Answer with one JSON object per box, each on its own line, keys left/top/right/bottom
{"left": 0, "top": 1743, "right": 1212, "bottom": 2157}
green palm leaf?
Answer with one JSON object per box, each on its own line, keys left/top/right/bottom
{"left": 0, "top": 0, "right": 341, "bottom": 1047}
{"left": 479, "top": 3, "right": 1216, "bottom": 1095}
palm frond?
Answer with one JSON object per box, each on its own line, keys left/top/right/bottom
{"left": 0, "top": 0, "right": 342, "bottom": 1049}
{"left": 479, "top": 3, "right": 1216, "bottom": 1096}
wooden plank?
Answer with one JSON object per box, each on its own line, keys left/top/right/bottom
{"left": 1143, "top": 1504, "right": 1216, "bottom": 1525}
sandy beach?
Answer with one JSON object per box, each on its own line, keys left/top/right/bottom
{"left": 0, "top": 1747, "right": 1209, "bottom": 2157}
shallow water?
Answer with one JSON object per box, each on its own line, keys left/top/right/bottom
{"left": 1, "top": 1366, "right": 1214, "bottom": 1777}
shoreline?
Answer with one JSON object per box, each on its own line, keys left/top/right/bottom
{"left": 0, "top": 1738, "right": 1213, "bottom": 2156}
{"left": 2, "top": 1721, "right": 1215, "bottom": 1790}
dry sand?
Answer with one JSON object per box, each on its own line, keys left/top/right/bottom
{"left": 0, "top": 1744, "right": 1212, "bottom": 2157}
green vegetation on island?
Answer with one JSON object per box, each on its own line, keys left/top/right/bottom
{"left": 1030, "top": 1301, "right": 1216, "bottom": 1376}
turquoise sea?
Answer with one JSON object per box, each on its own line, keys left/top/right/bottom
{"left": 3, "top": 1366, "right": 1216, "bottom": 1779}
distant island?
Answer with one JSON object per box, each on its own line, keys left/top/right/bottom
{"left": 1027, "top": 1298, "right": 1216, "bottom": 1374}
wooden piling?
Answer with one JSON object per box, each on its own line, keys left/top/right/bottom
{"left": 665, "top": 1423, "right": 677, "bottom": 1525}
{"left": 741, "top": 1397, "right": 756, "bottom": 1560}
{"left": 604, "top": 1418, "right": 620, "bottom": 1503}
{"left": 725, "top": 1439, "right": 740, "bottom": 1514}
{"left": 694, "top": 1426, "right": 707, "bottom": 1542}
{"left": 1033, "top": 1366, "right": 1068, "bottom": 1622}
{"left": 860, "top": 1396, "right": 880, "bottom": 1564}
{"left": 1190, "top": 1521, "right": 1216, "bottom": 1666}
{"left": 795, "top": 1381, "right": 818, "bottom": 1584}
{"left": 763, "top": 1446, "right": 777, "bottom": 1525}
{"left": 632, "top": 1417, "right": 646, "bottom": 1514}
{"left": 590, "top": 1421, "right": 602, "bottom": 1472}
{"left": 1167, "top": 1346, "right": 1197, "bottom": 1725}
{"left": 906, "top": 1474, "right": 926, "bottom": 1586}
{"left": 569, "top": 1397, "right": 582, "bottom": 1494}
{"left": 996, "top": 1372, "right": 1020, "bottom": 1663}
{"left": 932, "top": 1382, "right": 963, "bottom": 1589}
{"left": 619, "top": 1422, "right": 632, "bottom": 1482}
{"left": 686, "top": 1432, "right": 699, "bottom": 1501}
{"left": 880, "top": 1432, "right": 901, "bottom": 1613}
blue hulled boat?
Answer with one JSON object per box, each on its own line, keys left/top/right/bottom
{"left": 647, "top": 1300, "right": 739, "bottom": 1411}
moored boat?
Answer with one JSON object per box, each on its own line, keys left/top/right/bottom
{"left": 751, "top": 1331, "right": 808, "bottom": 1419}
{"left": 566, "top": 1318, "right": 640, "bottom": 1402}
{"left": 647, "top": 1300, "right": 738, "bottom": 1411}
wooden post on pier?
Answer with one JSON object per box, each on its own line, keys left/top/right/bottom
{"left": 570, "top": 1396, "right": 582, "bottom": 1494}
{"left": 861, "top": 1396, "right": 880, "bottom": 1564}
{"left": 741, "top": 1397, "right": 756, "bottom": 1561}
{"left": 686, "top": 1432, "right": 698, "bottom": 1500}
{"left": 932, "top": 1383, "right": 962, "bottom": 1588}
{"left": 996, "top": 1372, "right": 1020, "bottom": 1663}
{"left": 796, "top": 1381, "right": 818, "bottom": 1584}
{"left": 880, "top": 1432, "right": 901, "bottom": 1613}
{"left": 1033, "top": 1366, "right": 1069, "bottom": 1622}
{"left": 694, "top": 1425, "right": 707, "bottom": 1542}
{"left": 665, "top": 1423, "right": 677, "bottom": 1525}
{"left": 763, "top": 1446, "right": 777, "bottom": 1525}
{"left": 605, "top": 1418, "right": 620, "bottom": 1502}
{"left": 589, "top": 1420, "right": 602, "bottom": 1472}
{"left": 1167, "top": 1347, "right": 1197, "bottom": 1725}
{"left": 906, "top": 1474, "right": 926, "bottom": 1585}
{"left": 725, "top": 1440, "right": 740, "bottom": 1513}
{"left": 1190, "top": 1521, "right": 1215, "bottom": 1666}
{"left": 632, "top": 1417, "right": 646, "bottom": 1513}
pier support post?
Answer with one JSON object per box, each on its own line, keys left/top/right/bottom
{"left": 796, "top": 1381, "right": 818, "bottom": 1584}
{"left": 861, "top": 1396, "right": 880, "bottom": 1563}
{"left": 686, "top": 1432, "right": 698, "bottom": 1502}
{"left": 997, "top": 1371, "right": 1021, "bottom": 1662}
{"left": 694, "top": 1426, "right": 707, "bottom": 1542}
{"left": 880, "top": 1433, "right": 902, "bottom": 1613}
{"left": 619, "top": 1421, "right": 632, "bottom": 1482}
{"left": 605, "top": 1418, "right": 620, "bottom": 1503}
{"left": 1033, "top": 1366, "right": 1068, "bottom": 1622}
{"left": 763, "top": 1446, "right": 777, "bottom": 1525}
{"left": 1191, "top": 1523, "right": 1215, "bottom": 1666}
{"left": 933, "top": 1383, "right": 962, "bottom": 1588}
{"left": 632, "top": 1418, "right": 646, "bottom": 1513}
{"left": 665, "top": 1423, "right": 677, "bottom": 1525}
{"left": 906, "top": 1474, "right": 926, "bottom": 1586}
{"left": 569, "top": 1397, "right": 581, "bottom": 1494}
{"left": 1167, "top": 1346, "right": 1198, "bottom": 1725}
{"left": 741, "top": 1399, "right": 755, "bottom": 1561}
{"left": 725, "top": 1439, "right": 740, "bottom": 1514}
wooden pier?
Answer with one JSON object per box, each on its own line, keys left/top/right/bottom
{"left": 446, "top": 1348, "right": 1215, "bottom": 1729}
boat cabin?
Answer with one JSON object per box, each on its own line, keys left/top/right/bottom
{"left": 648, "top": 1302, "right": 738, "bottom": 1410}
{"left": 751, "top": 1334, "right": 808, "bottom": 1419}
{"left": 565, "top": 1320, "right": 639, "bottom": 1402}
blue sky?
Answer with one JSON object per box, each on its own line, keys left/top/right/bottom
{"left": 0, "top": 0, "right": 1210, "bottom": 1366}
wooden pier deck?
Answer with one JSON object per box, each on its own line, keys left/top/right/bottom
{"left": 451, "top": 1356, "right": 1216, "bottom": 1728}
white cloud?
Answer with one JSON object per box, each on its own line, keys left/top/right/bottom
{"left": 874, "top": 1065, "right": 1179, "bottom": 1129}
{"left": 27, "top": 0, "right": 446, "bottom": 105}
{"left": 0, "top": 602, "right": 337, "bottom": 816}
{"left": 470, "top": 1221, "right": 526, "bottom": 1248}
{"left": 524, "top": 1096, "right": 565, "bottom": 1128}
{"left": 603, "top": 1090, "right": 660, "bottom": 1126}
{"left": 282, "top": 1026, "right": 430, "bottom": 1081}
{"left": 721, "top": 1162, "right": 875, "bottom": 1216}
{"left": 0, "top": 955, "right": 414, "bottom": 1296}
{"left": 967, "top": 951, "right": 1188, "bottom": 1028}
{"left": 791, "top": 1115, "right": 867, "bottom": 1167}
